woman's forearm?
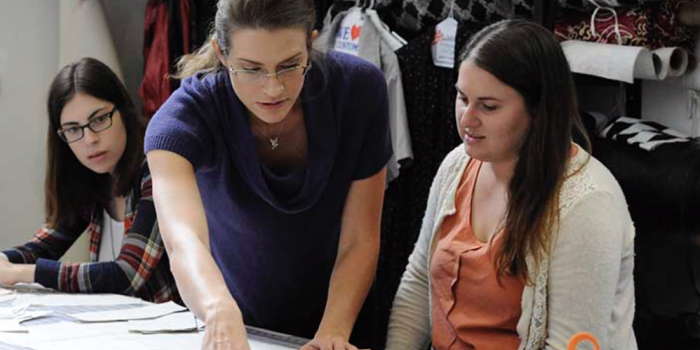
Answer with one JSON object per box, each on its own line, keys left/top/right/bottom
{"left": 316, "top": 233, "right": 379, "bottom": 340}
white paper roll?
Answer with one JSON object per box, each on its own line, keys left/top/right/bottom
{"left": 653, "top": 47, "right": 689, "bottom": 79}
{"left": 561, "top": 41, "right": 690, "bottom": 84}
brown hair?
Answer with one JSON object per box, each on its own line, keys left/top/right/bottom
{"left": 458, "top": 20, "right": 591, "bottom": 281}
{"left": 176, "top": 0, "right": 317, "bottom": 78}
{"left": 45, "top": 57, "right": 146, "bottom": 228}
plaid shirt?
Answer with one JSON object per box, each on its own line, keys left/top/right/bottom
{"left": 3, "top": 162, "right": 179, "bottom": 303}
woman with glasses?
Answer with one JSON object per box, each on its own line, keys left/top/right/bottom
{"left": 0, "top": 58, "right": 179, "bottom": 304}
{"left": 145, "top": 0, "right": 391, "bottom": 349}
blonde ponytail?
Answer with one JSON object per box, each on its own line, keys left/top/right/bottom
{"left": 174, "top": 33, "right": 223, "bottom": 79}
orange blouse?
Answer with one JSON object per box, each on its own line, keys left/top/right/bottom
{"left": 430, "top": 159, "right": 525, "bottom": 350}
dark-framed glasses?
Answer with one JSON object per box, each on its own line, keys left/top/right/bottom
{"left": 57, "top": 106, "right": 117, "bottom": 143}
{"left": 228, "top": 63, "right": 313, "bottom": 85}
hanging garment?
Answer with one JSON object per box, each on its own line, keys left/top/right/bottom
{"left": 555, "top": 2, "right": 699, "bottom": 51}
{"left": 189, "top": 0, "right": 218, "bottom": 50}
{"left": 591, "top": 136, "right": 700, "bottom": 349}
{"left": 600, "top": 116, "right": 690, "bottom": 151}
{"left": 167, "top": 0, "right": 190, "bottom": 73}
{"left": 379, "top": 0, "right": 534, "bottom": 35}
{"left": 374, "top": 21, "right": 482, "bottom": 346}
{"left": 140, "top": 0, "right": 170, "bottom": 120}
{"left": 318, "top": 7, "right": 413, "bottom": 183}
{"left": 140, "top": 0, "right": 191, "bottom": 119}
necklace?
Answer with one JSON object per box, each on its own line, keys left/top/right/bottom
{"left": 259, "top": 117, "right": 289, "bottom": 150}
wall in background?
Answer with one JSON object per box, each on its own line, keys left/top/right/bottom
{"left": 101, "top": 0, "right": 148, "bottom": 115}
{"left": 0, "top": 2, "right": 59, "bottom": 252}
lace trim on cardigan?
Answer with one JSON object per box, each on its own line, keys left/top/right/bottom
{"left": 525, "top": 152, "right": 599, "bottom": 349}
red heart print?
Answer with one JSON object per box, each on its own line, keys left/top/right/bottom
{"left": 351, "top": 25, "right": 362, "bottom": 40}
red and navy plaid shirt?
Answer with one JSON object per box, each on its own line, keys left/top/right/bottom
{"left": 3, "top": 162, "right": 179, "bottom": 303}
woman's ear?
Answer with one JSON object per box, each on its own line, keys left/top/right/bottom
{"left": 211, "top": 37, "right": 228, "bottom": 67}
{"left": 311, "top": 29, "right": 319, "bottom": 42}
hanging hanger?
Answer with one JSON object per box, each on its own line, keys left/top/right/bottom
{"left": 365, "top": 0, "right": 405, "bottom": 50}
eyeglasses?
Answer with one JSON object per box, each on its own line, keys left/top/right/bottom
{"left": 228, "top": 64, "right": 312, "bottom": 85}
{"left": 57, "top": 107, "right": 117, "bottom": 143}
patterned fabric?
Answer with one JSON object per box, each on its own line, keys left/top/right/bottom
{"left": 378, "top": 0, "right": 534, "bottom": 35}
{"left": 557, "top": 0, "right": 694, "bottom": 11}
{"left": 555, "top": 2, "right": 699, "bottom": 51}
{"left": 600, "top": 116, "right": 690, "bottom": 151}
{"left": 3, "top": 163, "right": 179, "bottom": 304}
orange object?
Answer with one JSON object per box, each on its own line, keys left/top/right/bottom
{"left": 568, "top": 332, "right": 600, "bottom": 350}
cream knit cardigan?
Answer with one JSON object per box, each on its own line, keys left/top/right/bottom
{"left": 385, "top": 145, "right": 637, "bottom": 350}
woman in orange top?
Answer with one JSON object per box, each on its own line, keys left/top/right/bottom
{"left": 385, "top": 20, "right": 637, "bottom": 350}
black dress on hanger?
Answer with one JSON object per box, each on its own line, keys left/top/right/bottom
{"left": 375, "top": 20, "right": 484, "bottom": 346}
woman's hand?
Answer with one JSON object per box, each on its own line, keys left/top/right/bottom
{"left": 0, "top": 258, "right": 34, "bottom": 285}
{"left": 201, "top": 308, "right": 251, "bottom": 350}
{"left": 299, "top": 334, "right": 368, "bottom": 350}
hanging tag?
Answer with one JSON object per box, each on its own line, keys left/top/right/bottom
{"left": 431, "top": 17, "right": 458, "bottom": 69}
{"left": 334, "top": 8, "right": 365, "bottom": 56}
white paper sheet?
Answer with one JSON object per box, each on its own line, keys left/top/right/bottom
{"left": 1, "top": 321, "right": 297, "bottom": 350}
{"left": 0, "top": 282, "right": 53, "bottom": 293}
{"left": 128, "top": 311, "right": 203, "bottom": 334}
{"left": 27, "top": 293, "right": 146, "bottom": 307}
{"left": 0, "top": 319, "right": 26, "bottom": 333}
{"left": 0, "top": 306, "right": 26, "bottom": 319}
{"left": 24, "top": 334, "right": 295, "bottom": 350}
{"left": 71, "top": 301, "right": 185, "bottom": 322}
{"left": 0, "top": 294, "right": 16, "bottom": 303}
{"left": 0, "top": 310, "right": 51, "bottom": 332}
{"left": 0, "top": 321, "right": 113, "bottom": 348}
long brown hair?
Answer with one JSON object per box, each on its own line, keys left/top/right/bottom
{"left": 458, "top": 20, "right": 591, "bottom": 281}
{"left": 45, "top": 57, "right": 146, "bottom": 228}
{"left": 175, "top": 0, "right": 317, "bottom": 79}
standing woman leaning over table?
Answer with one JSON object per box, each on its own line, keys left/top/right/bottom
{"left": 145, "top": 0, "right": 392, "bottom": 349}
{"left": 0, "top": 58, "right": 179, "bottom": 303}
